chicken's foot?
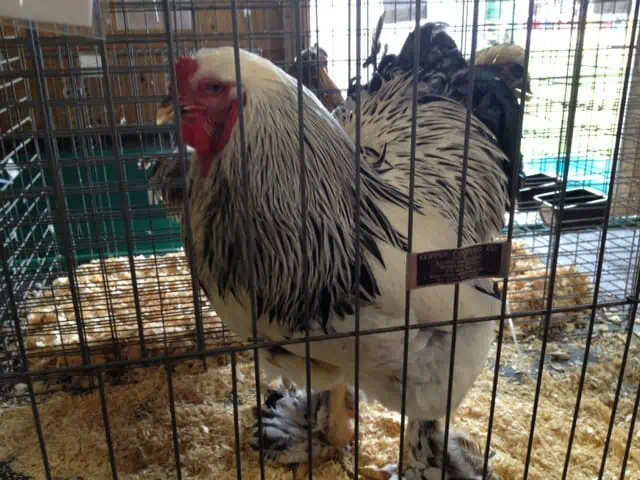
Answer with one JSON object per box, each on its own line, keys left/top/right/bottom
{"left": 250, "top": 386, "right": 339, "bottom": 465}
{"left": 250, "top": 382, "right": 356, "bottom": 466}
{"left": 361, "top": 419, "right": 498, "bottom": 480}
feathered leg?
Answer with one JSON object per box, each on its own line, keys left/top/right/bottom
{"left": 250, "top": 381, "right": 356, "bottom": 465}
{"left": 364, "top": 419, "right": 496, "bottom": 480}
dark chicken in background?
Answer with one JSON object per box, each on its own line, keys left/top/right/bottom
{"left": 138, "top": 45, "right": 344, "bottom": 221}
{"left": 475, "top": 42, "right": 533, "bottom": 99}
{"left": 286, "top": 43, "right": 345, "bottom": 112}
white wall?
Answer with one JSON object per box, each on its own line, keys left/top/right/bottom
{"left": 309, "top": 0, "right": 523, "bottom": 92}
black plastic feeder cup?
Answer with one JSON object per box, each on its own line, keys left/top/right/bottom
{"left": 516, "top": 173, "right": 562, "bottom": 212}
{"left": 534, "top": 187, "right": 607, "bottom": 230}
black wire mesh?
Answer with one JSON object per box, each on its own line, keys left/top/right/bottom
{"left": 0, "top": 1, "right": 639, "bottom": 479}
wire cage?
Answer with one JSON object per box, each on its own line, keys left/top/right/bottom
{"left": 0, "top": 0, "right": 639, "bottom": 479}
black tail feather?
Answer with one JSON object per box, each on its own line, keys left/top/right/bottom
{"left": 362, "top": 11, "right": 387, "bottom": 70}
{"left": 451, "top": 66, "right": 524, "bottom": 204}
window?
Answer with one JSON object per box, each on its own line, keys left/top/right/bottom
{"left": 383, "top": 1, "right": 427, "bottom": 23}
{"left": 114, "top": 0, "right": 192, "bottom": 32}
{"left": 591, "top": 0, "right": 632, "bottom": 15}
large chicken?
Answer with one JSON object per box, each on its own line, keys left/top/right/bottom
{"left": 159, "top": 18, "right": 526, "bottom": 479}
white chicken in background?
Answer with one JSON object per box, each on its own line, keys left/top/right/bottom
{"left": 136, "top": 95, "right": 194, "bottom": 222}
{"left": 158, "top": 15, "right": 528, "bottom": 478}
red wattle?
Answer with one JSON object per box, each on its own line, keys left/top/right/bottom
{"left": 179, "top": 100, "right": 239, "bottom": 178}
{"left": 216, "top": 101, "right": 239, "bottom": 154}
{"left": 181, "top": 117, "right": 214, "bottom": 176}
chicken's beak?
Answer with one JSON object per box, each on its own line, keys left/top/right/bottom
{"left": 156, "top": 96, "right": 175, "bottom": 125}
{"left": 525, "top": 79, "right": 533, "bottom": 96}
{"left": 318, "top": 67, "right": 344, "bottom": 112}
{"left": 157, "top": 95, "right": 209, "bottom": 125}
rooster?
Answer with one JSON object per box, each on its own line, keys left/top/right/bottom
{"left": 159, "top": 18, "right": 526, "bottom": 478}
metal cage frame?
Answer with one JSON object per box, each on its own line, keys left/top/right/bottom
{"left": 1, "top": 1, "right": 640, "bottom": 479}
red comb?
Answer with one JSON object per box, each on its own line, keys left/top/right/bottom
{"left": 175, "top": 56, "right": 198, "bottom": 90}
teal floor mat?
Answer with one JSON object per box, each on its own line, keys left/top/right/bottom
{"left": 44, "top": 147, "right": 182, "bottom": 263}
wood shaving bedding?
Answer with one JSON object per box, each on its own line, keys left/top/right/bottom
{"left": 9, "top": 252, "right": 236, "bottom": 371}
{"left": 3, "top": 243, "right": 625, "bottom": 479}
{"left": 1, "top": 334, "right": 638, "bottom": 479}
{"left": 11, "top": 242, "right": 595, "bottom": 372}
{"left": 500, "top": 241, "right": 594, "bottom": 337}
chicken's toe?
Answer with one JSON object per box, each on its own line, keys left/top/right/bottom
{"left": 403, "top": 419, "right": 497, "bottom": 479}
{"left": 250, "top": 385, "right": 344, "bottom": 465}
{"left": 362, "top": 420, "right": 496, "bottom": 479}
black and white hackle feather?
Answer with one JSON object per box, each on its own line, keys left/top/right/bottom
{"left": 339, "top": 19, "right": 526, "bottom": 211}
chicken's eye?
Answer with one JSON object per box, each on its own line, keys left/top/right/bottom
{"left": 206, "top": 84, "right": 224, "bottom": 95}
